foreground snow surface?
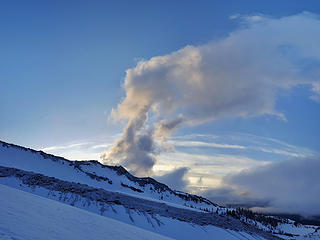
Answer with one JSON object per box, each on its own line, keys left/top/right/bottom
{"left": 0, "top": 184, "right": 172, "bottom": 240}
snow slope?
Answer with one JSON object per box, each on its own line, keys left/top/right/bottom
{"left": 0, "top": 166, "right": 271, "bottom": 240}
{"left": 0, "top": 140, "right": 217, "bottom": 212}
{"left": 0, "top": 184, "right": 172, "bottom": 240}
{"left": 1, "top": 140, "right": 319, "bottom": 239}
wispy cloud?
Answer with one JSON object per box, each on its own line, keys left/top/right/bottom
{"left": 41, "top": 142, "right": 90, "bottom": 152}
{"left": 169, "top": 133, "right": 316, "bottom": 159}
{"left": 169, "top": 140, "right": 246, "bottom": 149}
{"left": 235, "top": 133, "right": 316, "bottom": 158}
{"left": 91, "top": 143, "right": 113, "bottom": 149}
{"left": 229, "top": 13, "right": 265, "bottom": 23}
{"left": 310, "top": 82, "right": 320, "bottom": 102}
{"left": 254, "top": 147, "right": 305, "bottom": 158}
{"left": 39, "top": 136, "right": 118, "bottom": 161}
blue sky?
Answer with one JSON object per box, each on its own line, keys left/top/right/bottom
{"left": 1, "top": 0, "right": 320, "bottom": 213}
{"left": 1, "top": 0, "right": 319, "bottom": 149}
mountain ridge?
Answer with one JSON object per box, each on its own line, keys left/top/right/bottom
{"left": 1, "top": 139, "right": 319, "bottom": 239}
{"left": 0, "top": 140, "right": 217, "bottom": 207}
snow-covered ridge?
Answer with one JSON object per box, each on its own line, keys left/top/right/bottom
{"left": 0, "top": 166, "right": 264, "bottom": 231}
{"left": 1, "top": 140, "right": 319, "bottom": 239}
{"left": 0, "top": 140, "right": 217, "bottom": 211}
{"left": 0, "top": 165, "right": 279, "bottom": 240}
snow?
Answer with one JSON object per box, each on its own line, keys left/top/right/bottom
{"left": 0, "top": 175, "right": 267, "bottom": 240}
{"left": 0, "top": 142, "right": 216, "bottom": 211}
{"left": 2, "top": 141, "right": 319, "bottom": 240}
{"left": 277, "top": 223, "right": 317, "bottom": 235}
{"left": 113, "top": 189, "right": 206, "bottom": 212}
{"left": 0, "top": 184, "right": 172, "bottom": 240}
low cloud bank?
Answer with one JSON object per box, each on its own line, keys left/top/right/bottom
{"left": 203, "top": 156, "right": 320, "bottom": 216}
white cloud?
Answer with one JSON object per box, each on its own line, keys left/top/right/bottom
{"left": 41, "top": 143, "right": 90, "bottom": 152}
{"left": 310, "top": 82, "right": 320, "bottom": 102}
{"left": 169, "top": 140, "right": 246, "bottom": 149}
{"left": 102, "top": 12, "right": 320, "bottom": 175}
{"left": 170, "top": 133, "right": 315, "bottom": 158}
{"left": 40, "top": 137, "right": 117, "bottom": 161}
{"left": 220, "top": 156, "right": 320, "bottom": 216}
{"left": 229, "top": 14, "right": 240, "bottom": 20}
{"left": 91, "top": 143, "right": 113, "bottom": 149}
{"left": 255, "top": 147, "right": 305, "bottom": 158}
{"left": 229, "top": 13, "right": 265, "bottom": 23}
{"left": 237, "top": 133, "right": 316, "bottom": 158}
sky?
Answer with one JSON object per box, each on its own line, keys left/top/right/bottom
{"left": 1, "top": 0, "right": 320, "bottom": 215}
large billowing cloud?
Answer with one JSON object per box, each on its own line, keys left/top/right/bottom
{"left": 204, "top": 156, "right": 320, "bottom": 216}
{"left": 101, "top": 12, "right": 320, "bottom": 175}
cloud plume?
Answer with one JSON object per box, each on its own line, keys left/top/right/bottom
{"left": 101, "top": 12, "right": 320, "bottom": 175}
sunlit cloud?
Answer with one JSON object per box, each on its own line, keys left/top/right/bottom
{"left": 154, "top": 150, "right": 270, "bottom": 189}
{"left": 169, "top": 133, "right": 315, "bottom": 158}
{"left": 41, "top": 142, "right": 91, "bottom": 152}
{"left": 254, "top": 147, "right": 305, "bottom": 158}
{"left": 152, "top": 132, "right": 317, "bottom": 198}
{"left": 236, "top": 133, "right": 316, "bottom": 158}
{"left": 169, "top": 140, "right": 246, "bottom": 149}
{"left": 40, "top": 136, "right": 117, "bottom": 161}
{"left": 102, "top": 12, "right": 320, "bottom": 176}
{"left": 91, "top": 143, "right": 113, "bottom": 149}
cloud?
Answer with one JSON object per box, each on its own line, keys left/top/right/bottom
{"left": 101, "top": 116, "right": 157, "bottom": 175}
{"left": 155, "top": 150, "right": 269, "bottom": 192}
{"left": 229, "top": 13, "right": 265, "bottom": 23}
{"left": 170, "top": 133, "right": 315, "bottom": 159}
{"left": 170, "top": 140, "right": 246, "bottom": 149}
{"left": 40, "top": 137, "right": 117, "bottom": 161}
{"left": 154, "top": 167, "right": 190, "bottom": 191}
{"left": 204, "top": 156, "right": 320, "bottom": 216}
{"left": 153, "top": 115, "right": 185, "bottom": 141}
{"left": 91, "top": 143, "right": 113, "bottom": 149}
{"left": 254, "top": 147, "right": 305, "bottom": 158}
{"left": 201, "top": 187, "right": 270, "bottom": 208}
{"left": 41, "top": 143, "right": 90, "bottom": 152}
{"left": 156, "top": 133, "right": 317, "bottom": 213}
{"left": 310, "top": 82, "right": 320, "bottom": 102}
{"left": 102, "top": 12, "right": 320, "bottom": 175}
